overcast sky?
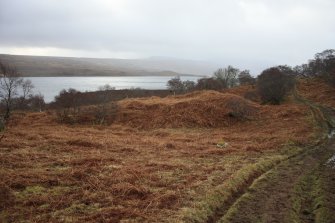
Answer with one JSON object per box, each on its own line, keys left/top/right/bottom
{"left": 0, "top": 0, "right": 334, "bottom": 73}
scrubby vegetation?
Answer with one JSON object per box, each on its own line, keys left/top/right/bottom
{"left": 0, "top": 79, "right": 319, "bottom": 222}
{"left": 0, "top": 49, "right": 335, "bottom": 222}
{"left": 166, "top": 49, "right": 335, "bottom": 105}
{"left": 167, "top": 66, "right": 247, "bottom": 92}
{"left": 118, "top": 91, "right": 259, "bottom": 128}
{"left": 257, "top": 67, "right": 295, "bottom": 104}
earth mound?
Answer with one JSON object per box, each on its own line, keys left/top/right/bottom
{"left": 116, "top": 91, "right": 259, "bottom": 128}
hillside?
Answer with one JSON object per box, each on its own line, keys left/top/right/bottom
{"left": 297, "top": 78, "right": 335, "bottom": 108}
{"left": 2, "top": 81, "right": 331, "bottom": 222}
{"left": 0, "top": 54, "right": 215, "bottom": 77}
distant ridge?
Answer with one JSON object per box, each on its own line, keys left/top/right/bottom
{"left": 0, "top": 54, "right": 214, "bottom": 77}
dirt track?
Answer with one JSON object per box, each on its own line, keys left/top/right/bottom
{"left": 210, "top": 94, "right": 335, "bottom": 223}
{"left": 218, "top": 139, "right": 335, "bottom": 223}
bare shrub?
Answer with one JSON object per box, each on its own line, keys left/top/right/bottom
{"left": 182, "top": 80, "right": 196, "bottom": 92}
{"left": 238, "top": 70, "right": 256, "bottom": 86}
{"left": 213, "top": 66, "right": 239, "bottom": 88}
{"left": 195, "top": 77, "right": 225, "bottom": 90}
{"left": 93, "top": 102, "right": 118, "bottom": 125}
{"left": 226, "top": 97, "right": 257, "bottom": 120}
{"left": 54, "top": 86, "right": 119, "bottom": 125}
{"left": 15, "top": 93, "right": 45, "bottom": 111}
{"left": 57, "top": 102, "right": 118, "bottom": 125}
{"left": 27, "top": 93, "right": 45, "bottom": 112}
{"left": 167, "top": 77, "right": 195, "bottom": 93}
{"left": 257, "top": 67, "right": 295, "bottom": 105}
{"left": 54, "top": 88, "right": 82, "bottom": 123}
{"left": 98, "top": 84, "right": 115, "bottom": 91}
{"left": 167, "top": 76, "right": 184, "bottom": 92}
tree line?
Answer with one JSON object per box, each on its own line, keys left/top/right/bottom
{"left": 167, "top": 49, "right": 335, "bottom": 104}
{"left": 167, "top": 66, "right": 256, "bottom": 93}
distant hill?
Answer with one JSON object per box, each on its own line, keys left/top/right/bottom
{"left": 0, "top": 54, "right": 216, "bottom": 77}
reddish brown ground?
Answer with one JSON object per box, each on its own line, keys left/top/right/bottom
{"left": 0, "top": 89, "right": 317, "bottom": 222}
{"left": 297, "top": 78, "right": 335, "bottom": 108}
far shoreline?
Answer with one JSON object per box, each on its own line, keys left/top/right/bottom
{"left": 21, "top": 74, "right": 203, "bottom": 78}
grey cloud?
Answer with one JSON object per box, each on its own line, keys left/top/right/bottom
{"left": 0, "top": 0, "right": 334, "bottom": 73}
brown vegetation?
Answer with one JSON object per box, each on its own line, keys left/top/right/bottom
{"left": 0, "top": 84, "right": 318, "bottom": 222}
{"left": 117, "top": 91, "right": 259, "bottom": 128}
{"left": 1, "top": 49, "right": 334, "bottom": 222}
{"left": 257, "top": 67, "right": 295, "bottom": 105}
{"left": 297, "top": 78, "right": 335, "bottom": 108}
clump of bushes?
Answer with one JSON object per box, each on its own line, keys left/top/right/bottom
{"left": 53, "top": 88, "right": 118, "bottom": 125}
{"left": 213, "top": 66, "right": 239, "bottom": 88}
{"left": 195, "top": 77, "right": 225, "bottom": 91}
{"left": 257, "top": 67, "right": 295, "bottom": 105}
{"left": 238, "top": 70, "right": 256, "bottom": 86}
{"left": 56, "top": 102, "right": 118, "bottom": 125}
{"left": 167, "top": 76, "right": 196, "bottom": 93}
{"left": 167, "top": 66, "right": 251, "bottom": 93}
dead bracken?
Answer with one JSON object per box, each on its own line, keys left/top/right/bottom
{"left": 0, "top": 84, "right": 318, "bottom": 222}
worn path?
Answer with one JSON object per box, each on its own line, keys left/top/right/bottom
{"left": 213, "top": 93, "right": 335, "bottom": 223}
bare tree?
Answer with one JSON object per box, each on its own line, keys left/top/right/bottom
{"left": 214, "top": 66, "right": 239, "bottom": 88}
{"left": 21, "top": 79, "right": 34, "bottom": 100}
{"left": 98, "top": 84, "right": 115, "bottom": 91}
{"left": 28, "top": 93, "right": 45, "bottom": 112}
{"left": 15, "top": 79, "right": 35, "bottom": 110}
{"left": 295, "top": 49, "right": 335, "bottom": 79}
{"left": 53, "top": 88, "right": 82, "bottom": 123}
{"left": 167, "top": 76, "right": 184, "bottom": 93}
{"left": 182, "top": 80, "right": 196, "bottom": 92}
{"left": 0, "top": 61, "right": 23, "bottom": 120}
{"left": 196, "top": 77, "right": 225, "bottom": 90}
{"left": 167, "top": 77, "right": 196, "bottom": 93}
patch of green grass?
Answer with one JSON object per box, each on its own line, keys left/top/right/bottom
{"left": 219, "top": 162, "right": 299, "bottom": 223}
{"left": 289, "top": 166, "right": 335, "bottom": 223}
{"left": 313, "top": 171, "right": 335, "bottom": 223}
{"left": 15, "top": 185, "right": 46, "bottom": 199}
{"left": 57, "top": 202, "right": 100, "bottom": 214}
{"left": 15, "top": 185, "right": 73, "bottom": 200}
{"left": 289, "top": 172, "right": 317, "bottom": 223}
{"left": 51, "top": 202, "right": 101, "bottom": 222}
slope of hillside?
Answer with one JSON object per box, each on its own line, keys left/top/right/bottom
{"left": 297, "top": 78, "right": 335, "bottom": 108}
{"left": 0, "top": 86, "right": 318, "bottom": 222}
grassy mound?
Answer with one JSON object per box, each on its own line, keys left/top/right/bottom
{"left": 116, "top": 91, "right": 259, "bottom": 128}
